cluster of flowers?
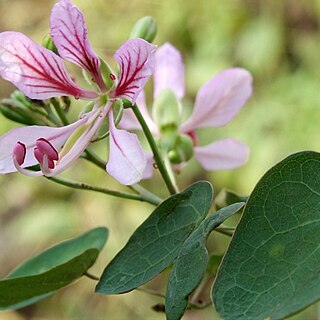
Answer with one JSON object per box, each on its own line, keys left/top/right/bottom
{"left": 0, "top": 0, "right": 252, "bottom": 185}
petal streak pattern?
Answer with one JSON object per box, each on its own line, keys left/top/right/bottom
{"left": 0, "top": 32, "right": 97, "bottom": 100}
{"left": 50, "top": 0, "right": 105, "bottom": 89}
{"left": 114, "top": 39, "right": 156, "bottom": 104}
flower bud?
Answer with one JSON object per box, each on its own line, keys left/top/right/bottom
{"left": 0, "top": 99, "right": 47, "bottom": 125}
{"left": 158, "top": 128, "right": 177, "bottom": 152}
{"left": 11, "top": 90, "right": 32, "bottom": 108}
{"left": 168, "top": 134, "right": 194, "bottom": 164}
{"left": 42, "top": 34, "right": 58, "bottom": 54}
{"left": 129, "top": 16, "right": 157, "bottom": 43}
{"left": 153, "top": 89, "right": 180, "bottom": 132}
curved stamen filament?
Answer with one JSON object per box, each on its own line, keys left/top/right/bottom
{"left": 13, "top": 157, "right": 43, "bottom": 177}
{"left": 43, "top": 102, "right": 112, "bottom": 176}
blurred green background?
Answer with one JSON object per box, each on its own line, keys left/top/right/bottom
{"left": 1, "top": 0, "right": 320, "bottom": 319}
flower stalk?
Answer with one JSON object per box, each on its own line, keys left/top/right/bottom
{"left": 131, "top": 104, "right": 178, "bottom": 195}
{"left": 47, "top": 176, "right": 161, "bottom": 206}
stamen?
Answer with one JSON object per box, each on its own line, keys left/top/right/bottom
{"left": 45, "top": 102, "right": 112, "bottom": 177}
{"left": 13, "top": 157, "right": 42, "bottom": 177}
{"left": 41, "top": 154, "right": 51, "bottom": 176}
{"left": 110, "top": 73, "right": 116, "bottom": 81}
{"left": 36, "top": 138, "right": 59, "bottom": 161}
{"left": 13, "top": 141, "right": 26, "bottom": 166}
{"left": 34, "top": 138, "right": 59, "bottom": 171}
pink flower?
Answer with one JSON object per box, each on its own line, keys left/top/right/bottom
{"left": 0, "top": 0, "right": 156, "bottom": 185}
{"left": 120, "top": 43, "right": 252, "bottom": 176}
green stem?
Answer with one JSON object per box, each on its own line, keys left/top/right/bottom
{"left": 82, "top": 149, "right": 162, "bottom": 206}
{"left": 163, "top": 153, "right": 179, "bottom": 193}
{"left": 130, "top": 184, "right": 163, "bottom": 205}
{"left": 50, "top": 98, "right": 69, "bottom": 126}
{"left": 43, "top": 103, "right": 61, "bottom": 126}
{"left": 46, "top": 176, "right": 160, "bottom": 205}
{"left": 131, "top": 104, "right": 177, "bottom": 195}
{"left": 82, "top": 148, "right": 107, "bottom": 170}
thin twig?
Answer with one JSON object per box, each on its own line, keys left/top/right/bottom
{"left": 46, "top": 176, "right": 160, "bottom": 205}
{"left": 131, "top": 104, "right": 178, "bottom": 195}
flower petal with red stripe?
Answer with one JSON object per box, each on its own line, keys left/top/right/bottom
{"left": 50, "top": 0, "right": 105, "bottom": 90}
{"left": 0, "top": 32, "right": 97, "bottom": 100}
{"left": 114, "top": 38, "right": 156, "bottom": 104}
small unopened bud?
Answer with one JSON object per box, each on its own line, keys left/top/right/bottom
{"left": 153, "top": 89, "right": 180, "bottom": 132}
{"left": 168, "top": 135, "right": 194, "bottom": 164}
{"left": 11, "top": 90, "right": 32, "bottom": 108}
{"left": 129, "top": 16, "right": 157, "bottom": 43}
{"left": 42, "top": 34, "right": 58, "bottom": 54}
{"left": 0, "top": 99, "right": 46, "bottom": 125}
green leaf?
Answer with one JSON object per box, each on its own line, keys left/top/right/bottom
{"left": 0, "top": 227, "right": 108, "bottom": 310}
{"left": 165, "top": 203, "right": 244, "bottom": 320}
{"left": 96, "top": 181, "right": 213, "bottom": 295}
{"left": 212, "top": 151, "right": 320, "bottom": 320}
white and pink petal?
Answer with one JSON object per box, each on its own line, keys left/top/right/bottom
{"left": 180, "top": 68, "right": 252, "bottom": 133}
{"left": 0, "top": 117, "right": 87, "bottom": 174}
{"left": 50, "top": 0, "right": 105, "bottom": 90}
{"left": 154, "top": 42, "right": 185, "bottom": 100}
{"left": 194, "top": 138, "right": 249, "bottom": 170}
{"left": 107, "top": 111, "right": 146, "bottom": 185}
{"left": 142, "top": 152, "right": 154, "bottom": 180}
{"left": 0, "top": 32, "right": 97, "bottom": 100}
{"left": 114, "top": 38, "right": 156, "bottom": 104}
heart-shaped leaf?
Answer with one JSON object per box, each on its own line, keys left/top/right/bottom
{"left": 0, "top": 227, "right": 108, "bottom": 310}
{"left": 96, "top": 181, "right": 213, "bottom": 294}
{"left": 166, "top": 203, "right": 244, "bottom": 320}
{"left": 212, "top": 151, "right": 320, "bottom": 320}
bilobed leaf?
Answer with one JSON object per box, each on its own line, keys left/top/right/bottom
{"left": 0, "top": 227, "right": 108, "bottom": 310}
{"left": 165, "top": 203, "right": 244, "bottom": 320}
{"left": 96, "top": 181, "right": 213, "bottom": 295}
{"left": 212, "top": 151, "right": 320, "bottom": 320}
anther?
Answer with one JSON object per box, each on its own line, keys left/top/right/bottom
{"left": 13, "top": 141, "right": 26, "bottom": 166}
{"left": 34, "top": 138, "right": 59, "bottom": 170}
